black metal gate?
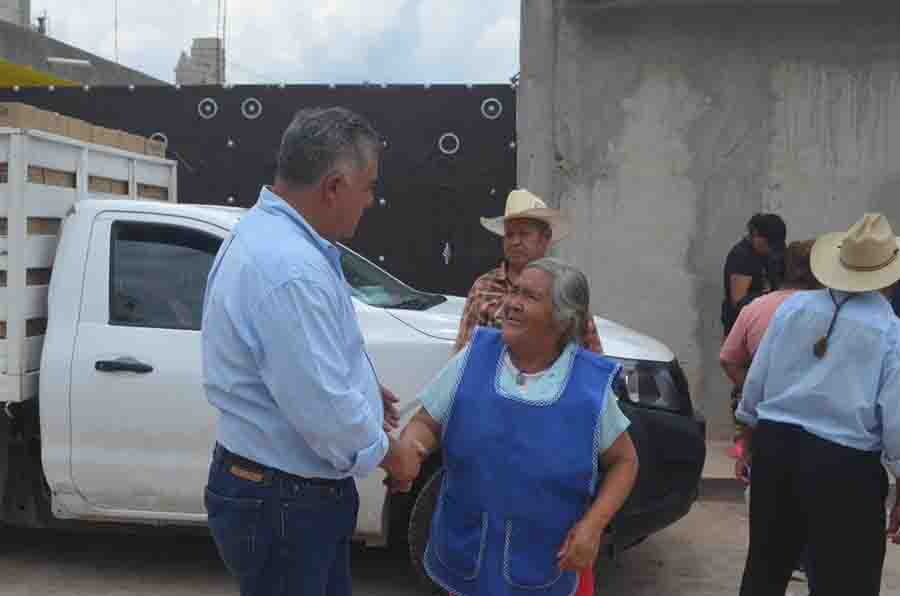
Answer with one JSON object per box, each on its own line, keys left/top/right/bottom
{"left": 0, "top": 84, "right": 516, "bottom": 296}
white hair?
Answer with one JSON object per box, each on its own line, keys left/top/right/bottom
{"left": 524, "top": 257, "right": 591, "bottom": 346}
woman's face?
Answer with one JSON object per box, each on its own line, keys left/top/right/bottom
{"left": 502, "top": 267, "right": 562, "bottom": 350}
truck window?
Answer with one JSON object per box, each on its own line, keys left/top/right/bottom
{"left": 109, "top": 222, "right": 222, "bottom": 330}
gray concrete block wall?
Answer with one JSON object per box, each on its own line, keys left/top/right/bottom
{"left": 0, "top": 20, "right": 165, "bottom": 86}
{"left": 519, "top": 0, "right": 900, "bottom": 438}
{"left": 0, "top": 0, "right": 29, "bottom": 28}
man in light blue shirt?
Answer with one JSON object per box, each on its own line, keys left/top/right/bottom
{"left": 736, "top": 213, "right": 900, "bottom": 596}
{"left": 202, "top": 107, "right": 424, "bottom": 596}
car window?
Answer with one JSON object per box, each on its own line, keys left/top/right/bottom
{"left": 110, "top": 222, "right": 222, "bottom": 330}
{"left": 339, "top": 246, "right": 446, "bottom": 311}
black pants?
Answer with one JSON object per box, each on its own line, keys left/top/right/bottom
{"left": 740, "top": 421, "right": 889, "bottom": 596}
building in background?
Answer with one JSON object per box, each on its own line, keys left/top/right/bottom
{"left": 518, "top": 0, "right": 900, "bottom": 439}
{"left": 0, "top": 12, "right": 165, "bottom": 87}
{"left": 0, "top": 0, "right": 30, "bottom": 28}
{"left": 175, "top": 38, "right": 225, "bottom": 85}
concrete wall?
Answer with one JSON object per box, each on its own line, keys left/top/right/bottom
{"left": 0, "top": 0, "right": 29, "bottom": 28}
{"left": 0, "top": 20, "right": 165, "bottom": 86}
{"left": 518, "top": 0, "right": 900, "bottom": 438}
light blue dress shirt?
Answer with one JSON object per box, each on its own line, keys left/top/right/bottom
{"left": 202, "top": 187, "right": 387, "bottom": 479}
{"left": 419, "top": 341, "right": 631, "bottom": 455}
{"left": 737, "top": 289, "right": 900, "bottom": 476}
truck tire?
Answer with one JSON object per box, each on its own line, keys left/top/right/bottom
{"left": 407, "top": 468, "right": 443, "bottom": 595}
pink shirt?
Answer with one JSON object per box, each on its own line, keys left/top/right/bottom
{"left": 720, "top": 290, "right": 800, "bottom": 365}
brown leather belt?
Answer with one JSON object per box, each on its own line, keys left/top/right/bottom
{"left": 213, "top": 443, "right": 343, "bottom": 487}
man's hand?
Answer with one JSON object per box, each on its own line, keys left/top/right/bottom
{"left": 381, "top": 386, "right": 401, "bottom": 432}
{"left": 734, "top": 458, "right": 751, "bottom": 484}
{"left": 382, "top": 436, "right": 427, "bottom": 494}
{"left": 888, "top": 500, "right": 900, "bottom": 545}
{"left": 557, "top": 518, "right": 604, "bottom": 572}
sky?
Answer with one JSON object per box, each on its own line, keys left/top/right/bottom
{"left": 30, "top": 0, "right": 520, "bottom": 85}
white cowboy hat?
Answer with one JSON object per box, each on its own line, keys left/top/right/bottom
{"left": 480, "top": 189, "right": 571, "bottom": 243}
{"left": 810, "top": 213, "right": 900, "bottom": 293}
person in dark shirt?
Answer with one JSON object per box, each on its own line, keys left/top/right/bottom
{"left": 893, "top": 284, "right": 900, "bottom": 317}
{"left": 721, "top": 213, "right": 787, "bottom": 335}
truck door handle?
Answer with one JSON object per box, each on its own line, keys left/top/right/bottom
{"left": 95, "top": 357, "right": 154, "bottom": 374}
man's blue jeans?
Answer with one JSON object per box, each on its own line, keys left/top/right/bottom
{"left": 205, "top": 446, "right": 359, "bottom": 596}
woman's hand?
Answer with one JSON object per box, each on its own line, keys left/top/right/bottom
{"left": 557, "top": 518, "right": 604, "bottom": 572}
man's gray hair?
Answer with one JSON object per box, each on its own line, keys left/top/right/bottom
{"left": 525, "top": 257, "right": 591, "bottom": 345}
{"left": 276, "top": 107, "right": 381, "bottom": 189}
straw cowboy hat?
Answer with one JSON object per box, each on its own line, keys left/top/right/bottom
{"left": 480, "top": 189, "right": 571, "bottom": 243}
{"left": 811, "top": 213, "right": 900, "bottom": 293}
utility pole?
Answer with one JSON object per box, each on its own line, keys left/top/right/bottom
{"left": 222, "top": 0, "right": 227, "bottom": 84}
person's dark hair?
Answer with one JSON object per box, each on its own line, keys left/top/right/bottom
{"left": 275, "top": 107, "right": 381, "bottom": 189}
{"left": 747, "top": 213, "right": 787, "bottom": 249}
{"left": 781, "top": 239, "right": 821, "bottom": 290}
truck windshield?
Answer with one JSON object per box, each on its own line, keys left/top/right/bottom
{"left": 338, "top": 246, "right": 446, "bottom": 311}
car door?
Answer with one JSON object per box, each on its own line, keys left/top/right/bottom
{"left": 69, "top": 211, "right": 223, "bottom": 516}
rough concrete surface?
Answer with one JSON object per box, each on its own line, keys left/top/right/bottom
{"left": 519, "top": 1, "right": 900, "bottom": 438}
{"left": 2, "top": 499, "right": 898, "bottom": 595}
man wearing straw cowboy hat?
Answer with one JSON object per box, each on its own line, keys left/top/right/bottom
{"left": 735, "top": 213, "right": 900, "bottom": 596}
{"left": 454, "top": 189, "right": 603, "bottom": 354}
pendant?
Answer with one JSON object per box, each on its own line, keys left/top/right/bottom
{"left": 813, "top": 336, "right": 828, "bottom": 359}
{"left": 515, "top": 371, "right": 526, "bottom": 386}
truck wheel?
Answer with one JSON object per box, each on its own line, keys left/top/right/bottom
{"left": 407, "top": 468, "right": 443, "bottom": 594}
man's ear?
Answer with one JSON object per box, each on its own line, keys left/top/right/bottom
{"left": 321, "top": 170, "right": 344, "bottom": 206}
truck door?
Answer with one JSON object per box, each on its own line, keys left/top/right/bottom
{"left": 69, "top": 211, "right": 223, "bottom": 515}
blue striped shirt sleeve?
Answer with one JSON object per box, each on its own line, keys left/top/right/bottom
{"left": 254, "top": 277, "right": 388, "bottom": 477}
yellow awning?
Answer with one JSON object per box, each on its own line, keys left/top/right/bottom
{"left": 0, "top": 59, "right": 78, "bottom": 87}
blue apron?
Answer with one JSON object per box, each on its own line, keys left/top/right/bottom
{"left": 424, "top": 328, "right": 620, "bottom": 596}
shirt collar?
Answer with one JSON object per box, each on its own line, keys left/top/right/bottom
{"left": 497, "top": 260, "right": 511, "bottom": 283}
{"left": 824, "top": 288, "right": 895, "bottom": 315}
{"left": 257, "top": 186, "right": 343, "bottom": 274}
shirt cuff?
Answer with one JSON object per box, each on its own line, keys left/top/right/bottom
{"left": 734, "top": 407, "right": 757, "bottom": 428}
{"left": 346, "top": 430, "right": 390, "bottom": 478}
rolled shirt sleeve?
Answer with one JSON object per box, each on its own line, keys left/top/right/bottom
{"left": 254, "top": 278, "right": 388, "bottom": 478}
{"left": 597, "top": 394, "right": 631, "bottom": 453}
{"left": 418, "top": 345, "right": 470, "bottom": 426}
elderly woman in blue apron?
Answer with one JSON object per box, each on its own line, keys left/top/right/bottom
{"left": 395, "top": 257, "right": 639, "bottom": 596}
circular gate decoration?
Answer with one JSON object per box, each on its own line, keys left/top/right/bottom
{"left": 438, "top": 132, "right": 461, "bottom": 156}
{"left": 198, "top": 98, "right": 219, "bottom": 120}
{"left": 481, "top": 98, "right": 503, "bottom": 120}
{"left": 241, "top": 97, "right": 263, "bottom": 120}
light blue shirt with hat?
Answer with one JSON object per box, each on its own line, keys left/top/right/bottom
{"left": 737, "top": 214, "right": 900, "bottom": 476}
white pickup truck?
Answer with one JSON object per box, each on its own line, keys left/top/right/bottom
{"left": 0, "top": 127, "right": 705, "bottom": 577}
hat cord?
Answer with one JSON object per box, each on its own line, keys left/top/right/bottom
{"left": 839, "top": 248, "right": 899, "bottom": 272}
{"left": 813, "top": 290, "right": 855, "bottom": 358}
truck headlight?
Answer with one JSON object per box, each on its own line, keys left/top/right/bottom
{"left": 608, "top": 358, "right": 686, "bottom": 413}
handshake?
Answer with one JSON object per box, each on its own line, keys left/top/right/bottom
{"left": 381, "top": 435, "right": 428, "bottom": 494}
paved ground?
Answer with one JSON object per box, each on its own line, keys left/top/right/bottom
{"left": 2, "top": 497, "right": 898, "bottom": 596}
